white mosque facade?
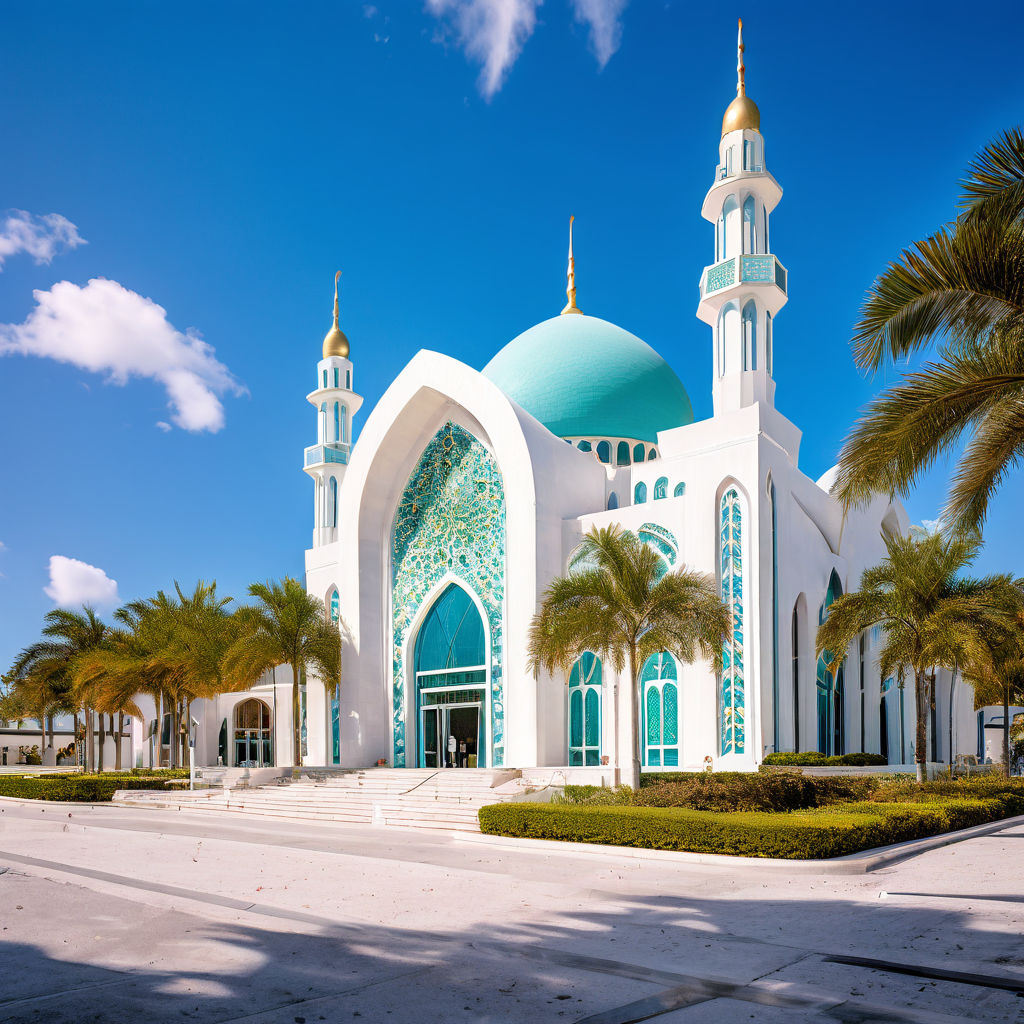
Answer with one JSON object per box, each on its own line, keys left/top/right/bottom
{"left": 127, "top": 28, "right": 989, "bottom": 777}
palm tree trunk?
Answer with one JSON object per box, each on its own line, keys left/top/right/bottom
{"left": 155, "top": 690, "right": 163, "bottom": 768}
{"left": 914, "top": 669, "right": 927, "bottom": 784}
{"left": 291, "top": 662, "right": 302, "bottom": 769}
{"left": 87, "top": 707, "right": 96, "bottom": 773}
{"left": 97, "top": 709, "right": 105, "bottom": 773}
{"left": 628, "top": 646, "right": 641, "bottom": 791}
{"left": 1003, "top": 685, "right": 1011, "bottom": 779}
{"left": 47, "top": 714, "right": 54, "bottom": 752}
{"left": 72, "top": 711, "right": 80, "bottom": 768}
{"left": 115, "top": 712, "right": 124, "bottom": 771}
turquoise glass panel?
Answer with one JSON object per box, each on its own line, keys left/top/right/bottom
{"left": 646, "top": 685, "right": 661, "bottom": 745}
{"left": 673, "top": 482, "right": 686, "bottom": 497}
{"left": 597, "top": 441, "right": 611, "bottom": 464}
{"left": 720, "top": 488, "right": 745, "bottom": 755}
{"left": 653, "top": 477, "right": 668, "bottom": 500}
{"left": 634, "top": 482, "right": 647, "bottom": 504}
{"left": 578, "top": 440, "right": 592, "bottom": 452}
{"left": 570, "top": 690, "right": 583, "bottom": 748}
{"left": 584, "top": 689, "right": 599, "bottom": 747}
{"left": 633, "top": 444, "right": 645, "bottom": 463}
{"left": 663, "top": 684, "right": 678, "bottom": 744}
{"left": 616, "top": 441, "right": 630, "bottom": 465}
{"left": 414, "top": 584, "right": 485, "bottom": 674}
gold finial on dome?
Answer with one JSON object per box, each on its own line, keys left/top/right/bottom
{"left": 721, "top": 18, "right": 760, "bottom": 138}
{"left": 560, "top": 215, "right": 582, "bottom": 315}
{"left": 322, "top": 270, "right": 350, "bottom": 359}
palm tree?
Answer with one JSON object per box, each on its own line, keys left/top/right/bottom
{"left": 833, "top": 127, "right": 1024, "bottom": 531}
{"left": 816, "top": 530, "right": 1015, "bottom": 782}
{"left": 222, "top": 578, "right": 341, "bottom": 767}
{"left": 526, "top": 525, "right": 731, "bottom": 791}
{"left": 7, "top": 608, "right": 108, "bottom": 770}
{"left": 961, "top": 605, "right": 1024, "bottom": 777}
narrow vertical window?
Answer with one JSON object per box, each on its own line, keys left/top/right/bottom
{"left": 596, "top": 441, "right": 611, "bottom": 464}
{"left": 743, "top": 139, "right": 750, "bottom": 170}
{"left": 742, "top": 195, "right": 756, "bottom": 254}
{"left": 633, "top": 443, "right": 645, "bottom": 463}
{"left": 791, "top": 604, "right": 800, "bottom": 751}
{"left": 762, "top": 205, "right": 769, "bottom": 252}
{"left": 333, "top": 402, "right": 340, "bottom": 442}
{"left": 616, "top": 441, "right": 630, "bottom": 466}
{"left": 723, "top": 195, "right": 738, "bottom": 257}
{"left": 329, "top": 477, "right": 338, "bottom": 528}
{"left": 769, "top": 478, "right": 779, "bottom": 753}
{"left": 322, "top": 369, "right": 328, "bottom": 388}
{"left": 634, "top": 482, "right": 647, "bottom": 505}
{"left": 720, "top": 488, "right": 745, "bottom": 755}
{"left": 340, "top": 405, "right": 348, "bottom": 443}
{"left": 742, "top": 301, "right": 757, "bottom": 371}
{"left": 567, "top": 653, "right": 602, "bottom": 766}
{"left": 607, "top": 492, "right": 618, "bottom": 511}
{"left": 653, "top": 477, "right": 668, "bottom": 500}
{"left": 333, "top": 367, "right": 340, "bottom": 388}
{"left": 766, "top": 311, "right": 773, "bottom": 376}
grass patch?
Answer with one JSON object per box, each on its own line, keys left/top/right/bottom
{"left": 479, "top": 795, "right": 1023, "bottom": 859}
{"left": 0, "top": 770, "right": 190, "bottom": 803}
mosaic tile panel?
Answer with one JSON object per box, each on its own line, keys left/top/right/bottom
{"left": 391, "top": 422, "right": 506, "bottom": 766}
{"left": 720, "top": 488, "right": 745, "bottom": 754}
{"left": 638, "top": 523, "right": 678, "bottom": 566}
{"left": 740, "top": 254, "right": 775, "bottom": 283}
{"left": 705, "top": 257, "right": 736, "bottom": 294}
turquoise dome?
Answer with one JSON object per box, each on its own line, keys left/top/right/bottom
{"left": 482, "top": 314, "right": 693, "bottom": 444}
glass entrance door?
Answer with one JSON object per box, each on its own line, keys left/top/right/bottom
{"left": 422, "top": 707, "right": 441, "bottom": 768}
{"left": 419, "top": 700, "right": 481, "bottom": 768}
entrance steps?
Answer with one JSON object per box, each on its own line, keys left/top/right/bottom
{"left": 115, "top": 767, "right": 521, "bottom": 832}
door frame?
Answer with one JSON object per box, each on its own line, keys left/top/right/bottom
{"left": 417, "top": 695, "right": 484, "bottom": 768}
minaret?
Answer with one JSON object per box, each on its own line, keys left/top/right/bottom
{"left": 696, "top": 20, "right": 787, "bottom": 416}
{"left": 304, "top": 272, "right": 363, "bottom": 547}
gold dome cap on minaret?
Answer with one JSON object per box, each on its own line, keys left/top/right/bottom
{"left": 721, "top": 19, "right": 760, "bottom": 137}
{"left": 322, "top": 270, "right": 350, "bottom": 359}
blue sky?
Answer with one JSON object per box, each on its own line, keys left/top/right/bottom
{"left": 1, "top": 0, "right": 1023, "bottom": 670}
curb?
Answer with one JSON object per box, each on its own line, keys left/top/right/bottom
{"left": 452, "top": 813, "right": 1024, "bottom": 874}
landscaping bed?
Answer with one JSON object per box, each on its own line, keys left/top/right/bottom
{"left": 0, "top": 770, "right": 191, "bottom": 802}
{"left": 479, "top": 776, "right": 1024, "bottom": 859}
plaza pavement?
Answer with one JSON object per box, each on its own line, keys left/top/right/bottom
{"left": 0, "top": 798, "right": 1022, "bottom": 1023}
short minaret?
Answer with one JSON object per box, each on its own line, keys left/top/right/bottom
{"left": 697, "top": 20, "right": 788, "bottom": 416}
{"left": 304, "top": 272, "right": 363, "bottom": 547}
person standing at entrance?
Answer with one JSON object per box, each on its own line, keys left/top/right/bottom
{"left": 459, "top": 737, "right": 467, "bottom": 768}
{"left": 447, "top": 732, "right": 457, "bottom": 768}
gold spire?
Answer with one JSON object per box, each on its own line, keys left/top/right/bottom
{"left": 721, "top": 18, "right": 760, "bottom": 138}
{"left": 322, "top": 270, "right": 350, "bottom": 360}
{"left": 560, "top": 215, "right": 582, "bottom": 315}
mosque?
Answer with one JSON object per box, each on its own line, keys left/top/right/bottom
{"left": 143, "top": 25, "right": 986, "bottom": 779}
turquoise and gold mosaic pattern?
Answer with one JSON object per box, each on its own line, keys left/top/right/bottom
{"left": 720, "top": 488, "right": 745, "bottom": 754}
{"left": 391, "top": 422, "right": 506, "bottom": 766}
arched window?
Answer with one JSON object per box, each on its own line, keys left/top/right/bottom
{"left": 716, "top": 211, "right": 725, "bottom": 261}
{"left": 648, "top": 447, "right": 657, "bottom": 461}
{"left": 616, "top": 441, "right": 631, "bottom": 466}
{"left": 720, "top": 487, "right": 745, "bottom": 755}
{"left": 742, "top": 195, "right": 756, "bottom": 253}
{"left": 328, "top": 588, "right": 340, "bottom": 623}
{"left": 641, "top": 653, "right": 680, "bottom": 767}
{"left": 769, "top": 477, "right": 779, "bottom": 753}
{"left": 607, "top": 492, "right": 618, "bottom": 510}
{"left": 723, "top": 195, "right": 739, "bottom": 258}
{"left": 742, "top": 301, "right": 757, "bottom": 371}
{"left": 568, "top": 652, "right": 602, "bottom": 766}
{"left": 319, "top": 402, "right": 328, "bottom": 442}
{"left": 673, "top": 482, "right": 686, "bottom": 497}
{"left": 816, "top": 571, "right": 845, "bottom": 756}
{"left": 333, "top": 402, "right": 340, "bottom": 442}
{"left": 634, "top": 482, "right": 647, "bottom": 504}
{"left": 653, "top": 477, "right": 668, "bottom": 500}
{"left": 743, "top": 139, "right": 751, "bottom": 171}
{"left": 578, "top": 440, "right": 592, "bottom": 452}
{"left": 346, "top": 370, "right": 351, "bottom": 389}
{"left": 766, "top": 311, "right": 773, "bottom": 376}
{"left": 633, "top": 443, "right": 645, "bottom": 463}
{"left": 333, "top": 367, "right": 340, "bottom": 388}
{"left": 762, "top": 205, "right": 769, "bottom": 252}
{"left": 340, "top": 405, "right": 348, "bottom": 443}
{"left": 596, "top": 440, "right": 611, "bottom": 464}
{"left": 791, "top": 603, "right": 800, "bottom": 751}
{"left": 322, "top": 369, "right": 328, "bottom": 388}
{"left": 329, "top": 477, "right": 338, "bottom": 528}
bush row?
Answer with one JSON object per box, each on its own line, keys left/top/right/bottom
{"left": 479, "top": 795, "right": 1023, "bottom": 859}
{"left": 761, "top": 751, "right": 889, "bottom": 767}
{"left": 561, "top": 772, "right": 873, "bottom": 812}
{"left": 0, "top": 771, "right": 188, "bottom": 803}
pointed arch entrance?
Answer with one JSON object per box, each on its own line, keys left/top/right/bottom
{"left": 413, "top": 583, "right": 488, "bottom": 768}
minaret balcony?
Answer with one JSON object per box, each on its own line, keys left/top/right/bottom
{"left": 304, "top": 441, "right": 349, "bottom": 469}
{"left": 697, "top": 254, "right": 788, "bottom": 323}
{"left": 701, "top": 170, "right": 782, "bottom": 220}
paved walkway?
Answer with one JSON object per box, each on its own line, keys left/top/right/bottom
{"left": 0, "top": 799, "right": 1022, "bottom": 1023}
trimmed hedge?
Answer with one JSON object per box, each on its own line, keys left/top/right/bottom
{"left": 762, "top": 751, "right": 889, "bottom": 767}
{"left": 479, "top": 794, "right": 1024, "bottom": 859}
{"left": 0, "top": 771, "right": 189, "bottom": 803}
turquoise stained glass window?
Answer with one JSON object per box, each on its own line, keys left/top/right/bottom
{"left": 568, "top": 652, "right": 601, "bottom": 766}
{"left": 616, "top": 441, "right": 631, "bottom": 465}
{"left": 597, "top": 441, "right": 611, "bottom": 464}
{"left": 333, "top": 402, "right": 340, "bottom": 441}
{"left": 634, "top": 482, "right": 647, "bottom": 504}
{"left": 673, "top": 482, "right": 686, "bottom": 498}
{"left": 641, "top": 652, "right": 680, "bottom": 768}
{"left": 816, "top": 571, "right": 845, "bottom": 756}
{"left": 322, "top": 369, "right": 328, "bottom": 388}
{"left": 720, "top": 488, "right": 745, "bottom": 755}
{"left": 648, "top": 448, "right": 657, "bottom": 461}
{"left": 633, "top": 444, "right": 645, "bottom": 463}
{"left": 414, "top": 584, "right": 485, "bottom": 680}
{"left": 653, "top": 477, "right": 668, "bottom": 500}
{"left": 333, "top": 367, "right": 340, "bottom": 387}
{"left": 329, "top": 588, "right": 339, "bottom": 623}
{"left": 607, "top": 492, "right": 618, "bottom": 511}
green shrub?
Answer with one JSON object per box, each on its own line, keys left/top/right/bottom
{"left": 478, "top": 796, "right": 1019, "bottom": 859}
{"left": 633, "top": 772, "right": 871, "bottom": 812}
{"left": 762, "top": 751, "right": 888, "bottom": 767}
{"left": 0, "top": 771, "right": 189, "bottom": 803}
{"left": 556, "top": 784, "right": 634, "bottom": 805}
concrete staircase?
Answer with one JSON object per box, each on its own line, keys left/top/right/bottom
{"left": 116, "top": 768, "right": 520, "bottom": 832}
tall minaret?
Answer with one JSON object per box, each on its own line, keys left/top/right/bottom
{"left": 697, "top": 20, "right": 787, "bottom": 416}
{"left": 304, "top": 272, "right": 363, "bottom": 547}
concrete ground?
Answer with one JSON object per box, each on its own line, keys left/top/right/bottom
{"left": 0, "top": 800, "right": 1022, "bottom": 1024}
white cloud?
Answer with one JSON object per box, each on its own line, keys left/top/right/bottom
{"left": 570, "top": 0, "right": 627, "bottom": 67}
{"left": 0, "top": 210, "right": 86, "bottom": 270}
{"left": 44, "top": 556, "right": 119, "bottom": 608}
{"left": 427, "top": 0, "right": 540, "bottom": 99}
{"left": 0, "top": 278, "right": 243, "bottom": 432}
